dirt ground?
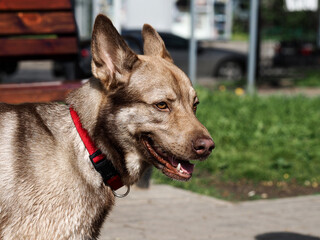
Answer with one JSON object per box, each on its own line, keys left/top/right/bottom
{"left": 211, "top": 179, "right": 320, "bottom": 201}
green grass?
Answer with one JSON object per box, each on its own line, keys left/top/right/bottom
{"left": 293, "top": 70, "right": 320, "bottom": 87}
{"left": 153, "top": 87, "right": 320, "bottom": 198}
{"left": 231, "top": 32, "right": 249, "bottom": 41}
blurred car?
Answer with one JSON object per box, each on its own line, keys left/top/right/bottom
{"left": 273, "top": 40, "right": 320, "bottom": 67}
{"left": 123, "top": 30, "right": 247, "bottom": 80}
{"left": 0, "top": 61, "right": 18, "bottom": 76}
{"left": 54, "top": 31, "right": 247, "bottom": 81}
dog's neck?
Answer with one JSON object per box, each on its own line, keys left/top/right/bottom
{"left": 66, "top": 78, "right": 142, "bottom": 186}
{"left": 66, "top": 78, "right": 104, "bottom": 135}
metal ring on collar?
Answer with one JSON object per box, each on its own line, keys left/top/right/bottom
{"left": 112, "top": 185, "right": 130, "bottom": 198}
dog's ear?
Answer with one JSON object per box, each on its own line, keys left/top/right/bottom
{"left": 91, "top": 14, "right": 139, "bottom": 89}
{"left": 142, "top": 24, "right": 173, "bottom": 63}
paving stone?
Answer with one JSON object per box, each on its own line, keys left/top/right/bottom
{"left": 100, "top": 184, "right": 320, "bottom": 240}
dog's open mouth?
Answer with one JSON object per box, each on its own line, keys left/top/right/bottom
{"left": 142, "top": 136, "right": 194, "bottom": 181}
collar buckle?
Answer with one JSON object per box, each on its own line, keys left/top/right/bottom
{"left": 89, "top": 150, "right": 124, "bottom": 191}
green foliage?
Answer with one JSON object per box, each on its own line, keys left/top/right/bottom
{"left": 261, "top": 0, "right": 317, "bottom": 31}
{"left": 153, "top": 88, "right": 320, "bottom": 197}
{"left": 233, "top": 0, "right": 318, "bottom": 41}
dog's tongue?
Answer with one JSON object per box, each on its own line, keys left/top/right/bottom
{"left": 181, "top": 161, "right": 194, "bottom": 174}
{"left": 169, "top": 158, "right": 194, "bottom": 174}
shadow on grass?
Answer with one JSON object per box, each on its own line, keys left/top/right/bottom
{"left": 256, "top": 232, "right": 320, "bottom": 240}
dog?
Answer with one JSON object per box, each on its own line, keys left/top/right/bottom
{"left": 0, "top": 14, "right": 214, "bottom": 239}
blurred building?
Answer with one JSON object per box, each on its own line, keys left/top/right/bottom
{"left": 74, "top": 0, "right": 233, "bottom": 40}
{"left": 285, "top": 0, "right": 318, "bottom": 12}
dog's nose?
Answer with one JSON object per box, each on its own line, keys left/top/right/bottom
{"left": 193, "top": 138, "right": 215, "bottom": 157}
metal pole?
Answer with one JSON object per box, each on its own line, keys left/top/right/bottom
{"left": 113, "top": 0, "right": 122, "bottom": 32}
{"left": 255, "top": 0, "right": 261, "bottom": 79}
{"left": 317, "top": 0, "right": 320, "bottom": 48}
{"left": 247, "top": 0, "right": 259, "bottom": 95}
{"left": 225, "top": 0, "right": 233, "bottom": 40}
{"left": 92, "top": 0, "right": 99, "bottom": 26}
{"left": 189, "top": 0, "right": 197, "bottom": 85}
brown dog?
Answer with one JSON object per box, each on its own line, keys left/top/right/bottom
{"left": 0, "top": 14, "right": 214, "bottom": 239}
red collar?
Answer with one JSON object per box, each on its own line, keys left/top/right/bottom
{"left": 69, "top": 107, "right": 124, "bottom": 191}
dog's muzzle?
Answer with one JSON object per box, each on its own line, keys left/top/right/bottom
{"left": 141, "top": 136, "right": 212, "bottom": 181}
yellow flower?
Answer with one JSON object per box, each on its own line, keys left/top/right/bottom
{"left": 312, "top": 182, "right": 319, "bottom": 188}
{"left": 261, "top": 181, "right": 273, "bottom": 186}
{"left": 283, "top": 173, "right": 289, "bottom": 179}
{"left": 235, "top": 87, "right": 244, "bottom": 96}
{"left": 219, "top": 85, "right": 226, "bottom": 92}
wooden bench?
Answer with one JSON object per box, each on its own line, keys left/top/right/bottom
{"left": 0, "top": 0, "right": 81, "bottom": 104}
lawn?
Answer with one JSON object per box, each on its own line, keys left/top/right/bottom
{"left": 152, "top": 87, "right": 320, "bottom": 201}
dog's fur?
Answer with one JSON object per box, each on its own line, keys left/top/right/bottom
{"left": 0, "top": 15, "right": 213, "bottom": 239}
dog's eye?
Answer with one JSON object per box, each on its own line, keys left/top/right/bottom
{"left": 193, "top": 102, "right": 199, "bottom": 113}
{"left": 155, "top": 102, "right": 168, "bottom": 110}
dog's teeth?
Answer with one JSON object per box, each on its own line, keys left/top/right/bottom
{"left": 177, "top": 163, "right": 181, "bottom": 171}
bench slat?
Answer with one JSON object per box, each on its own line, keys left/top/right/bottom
{"left": 0, "top": 81, "right": 82, "bottom": 104}
{"left": 0, "top": 0, "right": 71, "bottom": 11}
{"left": 0, "top": 12, "right": 76, "bottom": 35}
{"left": 0, "top": 37, "right": 78, "bottom": 58}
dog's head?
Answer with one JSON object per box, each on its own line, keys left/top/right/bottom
{"left": 91, "top": 15, "right": 214, "bottom": 183}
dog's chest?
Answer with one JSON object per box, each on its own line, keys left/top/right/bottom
{"left": 1, "top": 185, "right": 114, "bottom": 239}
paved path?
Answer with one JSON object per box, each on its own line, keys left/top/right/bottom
{"left": 100, "top": 184, "right": 320, "bottom": 240}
